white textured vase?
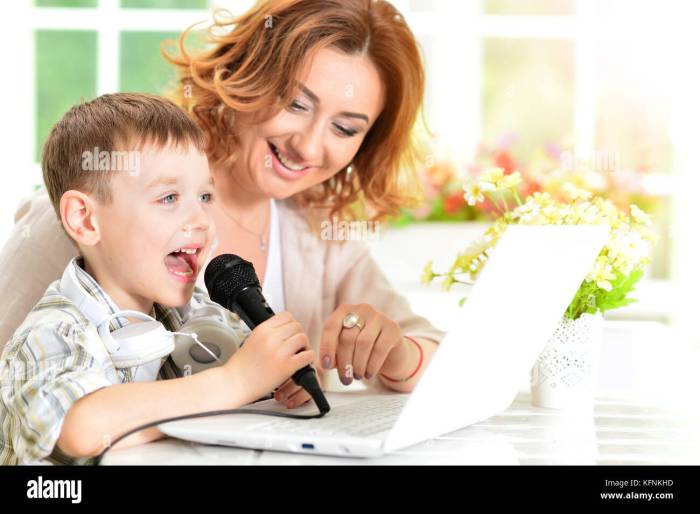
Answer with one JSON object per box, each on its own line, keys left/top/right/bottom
{"left": 530, "top": 312, "right": 604, "bottom": 409}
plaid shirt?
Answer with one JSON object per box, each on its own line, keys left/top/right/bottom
{"left": 0, "top": 257, "right": 248, "bottom": 465}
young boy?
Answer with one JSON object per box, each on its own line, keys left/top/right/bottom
{"left": 0, "top": 93, "right": 315, "bottom": 465}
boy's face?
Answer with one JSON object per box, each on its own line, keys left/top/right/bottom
{"left": 92, "top": 142, "right": 215, "bottom": 309}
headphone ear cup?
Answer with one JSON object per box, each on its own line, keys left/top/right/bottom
{"left": 171, "top": 318, "right": 241, "bottom": 375}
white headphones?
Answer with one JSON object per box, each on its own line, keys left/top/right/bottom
{"left": 59, "top": 259, "right": 240, "bottom": 381}
{"left": 96, "top": 310, "right": 175, "bottom": 369}
{"left": 170, "top": 305, "right": 241, "bottom": 376}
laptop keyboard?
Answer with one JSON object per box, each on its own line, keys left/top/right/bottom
{"left": 256, "top": 395, "right": 409, "bottom": 438}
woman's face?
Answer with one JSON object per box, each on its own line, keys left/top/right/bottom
{"left": 231, "top": 46, "right": 385, "bottom": 199}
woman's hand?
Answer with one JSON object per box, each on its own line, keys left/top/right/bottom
{"left": 319, "top": 303, "right": 408, "bottom": 385}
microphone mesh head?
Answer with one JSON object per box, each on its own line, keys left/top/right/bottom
{"left": 204, "top": 254, "right": 260, "bottom": 306}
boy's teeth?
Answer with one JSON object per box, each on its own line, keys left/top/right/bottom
{"left": 271, "top": 144, "right": 306, "bottom": 171}
{"left": 175, "top": 248, "right": 197, "bottom": 254}
{"left": 164, "top": 250, "right": 195, "bottom": 277}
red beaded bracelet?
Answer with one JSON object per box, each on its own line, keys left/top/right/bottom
{"left": 380, "top": 335, "right": 424, "bottom": 383}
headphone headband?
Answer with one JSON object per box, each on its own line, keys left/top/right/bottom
{"left": 60, "top": 260, "right": 174, "bottom": 371}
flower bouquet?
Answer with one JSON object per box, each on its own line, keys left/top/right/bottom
{"left": 421, "top": 168, "right": 657, "bottom": 408}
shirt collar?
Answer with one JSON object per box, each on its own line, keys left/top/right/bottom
{"left": 64, "top": 256, "right": 178, "bottom": 332}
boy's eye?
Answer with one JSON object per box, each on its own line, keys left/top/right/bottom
{"left": 160, "top": 193, "right": 178, "bottom": 204}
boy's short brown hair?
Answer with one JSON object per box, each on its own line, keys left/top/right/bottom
{"left": 41, "top": 92, "right": 206, "bottom": 219}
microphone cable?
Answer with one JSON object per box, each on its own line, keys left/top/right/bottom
{"left": 92, "top": 395, "right": 330, "bottom": 466}
{"left": 92, "top": 254, "right": 334, "bottom": 465}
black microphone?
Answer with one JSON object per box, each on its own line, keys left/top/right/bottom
{"left": 205, "top": 254, "right": 330, "bottom": 414}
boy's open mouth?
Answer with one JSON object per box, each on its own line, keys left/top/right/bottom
{"left": 164, "top": 246, "right": 201, "bottom": 279}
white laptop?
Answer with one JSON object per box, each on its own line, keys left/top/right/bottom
{"left": 158, "top": 225, "right": 608, "bottom": 458}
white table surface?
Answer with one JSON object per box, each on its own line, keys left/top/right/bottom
{"left": 101, "top": 320, "right": 700, "bottom": 465}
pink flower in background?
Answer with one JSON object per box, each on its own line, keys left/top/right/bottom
{"left": 544, "top": 142, "right": 562, "bottom": 161}
{"left": 411, "top": 203, "right": 433, "bottom": 220}
{"left": 396, "top": 135, "right": 658, "bottom": 225}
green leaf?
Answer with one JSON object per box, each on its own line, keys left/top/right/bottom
{"left": 593, "top": 269, "right": 644, "bottom": 313}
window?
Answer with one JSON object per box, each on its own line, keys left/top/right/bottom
{"left": 35, "top": 30, "right": 97, "bottom": 162}
{"left": 3, "top": 0, "right": 694, "bottom": 333}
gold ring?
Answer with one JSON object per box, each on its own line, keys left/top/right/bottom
{"left": 342, "top": 312, "right": 364, "bottom": 331}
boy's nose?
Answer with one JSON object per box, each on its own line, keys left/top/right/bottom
{"left": 184, "top": 202, "right": 211, "bottom": 233}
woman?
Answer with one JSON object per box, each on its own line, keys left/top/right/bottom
{"left": 0, "top": 0, "right": 443, "bottom": 408}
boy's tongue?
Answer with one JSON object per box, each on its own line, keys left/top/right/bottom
{"left": 164, "top": 253, "right": 193, "bottom": 275}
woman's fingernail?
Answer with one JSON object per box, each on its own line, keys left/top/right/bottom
{"left": 322, "top": 355, "right": 330, "bottom": 369}
{"left": 353, "top": 373, "right": 361, "bottom": 380}
{"left": 365, "top": 373, "right": 373, "bottom": 379}
{"left": 341, "top": 376, "right": 352, "bottom": 385}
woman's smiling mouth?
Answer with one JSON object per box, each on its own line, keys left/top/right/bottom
{"left": 268, "top": 142, "right": 307, "bottom": 170}
{"left": 267, "top": 141, "right": 314, "bottom": 181}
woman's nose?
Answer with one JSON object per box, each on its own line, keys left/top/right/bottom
{"left": 290, "top": 122, "right": 324, "bottom": 165}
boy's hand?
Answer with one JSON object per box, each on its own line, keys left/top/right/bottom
{"left": 221, "top": 312, "right": 315, "bottom": 405}
{"left": 273, "top": 375, "right": 325, "bottom": 409}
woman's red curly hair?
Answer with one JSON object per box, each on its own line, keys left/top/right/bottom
{"left": 164, "top": 0, "right": 426, "bottom": 221}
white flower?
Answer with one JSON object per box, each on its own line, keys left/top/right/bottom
{"left": 421, "top": 260, "right": 436, "bottom": 284}
{"left": 500, "top": 171, "right": 522, "bottom": 189}
{"left": 463, "top": 181, "right": 485, "bottom": 206}
{"left": 531, "top": 192, "right": 553, "bottom": 206}
{"left": 463, "top": 236, "right": 490, "bottom": 256}
{"left": 513, "top": 198, "right": 542, "bottom": 223}
{"left": 589, "top": 257, "right": 616, "bottom": 291}
{"left": 478, "top": 180, "right": 497, "bottom": 192}
{"left": 541, "top": 205, "right": 564, "bottom": 224}
{"left": 630, "top": 204, "right": 652, "bottom": 226}
{"left": 479, "top": 167, "right": 505, "bottom": 188}
{"left": 562, "top": 182, "right": 593, "bottom": 201}
{"left": 607, "top": 229, "right": 650, "bottom": 271}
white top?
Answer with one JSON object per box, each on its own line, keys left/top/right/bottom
{"left": 262, "top": 199, "right": 286, "bottom": 313}
{"left": 200, "top": 199, "right": 286, "bottom": 314}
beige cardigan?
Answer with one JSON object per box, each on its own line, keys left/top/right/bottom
{"left": 0, "top": 189, "right": 444, "bottom": 392}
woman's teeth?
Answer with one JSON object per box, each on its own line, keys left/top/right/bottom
{"left": 174, "top": 248, "right": 197, "bottom": 254}
{"left": 270, "top": 143, "right": 306, "bottom": 171}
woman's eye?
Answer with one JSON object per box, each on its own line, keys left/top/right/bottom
{"left": 289, "top": 100, "right": 308, "bottom": 113}
{"left": 200, "top": 192, "right": 213, "bottom": 203}
{"left": 160, "top": 193, "right": 178, "bottom": 204}
{"left": 334, "top": 124, "right": 358, "bottom": 137}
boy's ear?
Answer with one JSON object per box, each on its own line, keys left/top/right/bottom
{"left": 59, "top": 190, "right": 101, "bottom": 246}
